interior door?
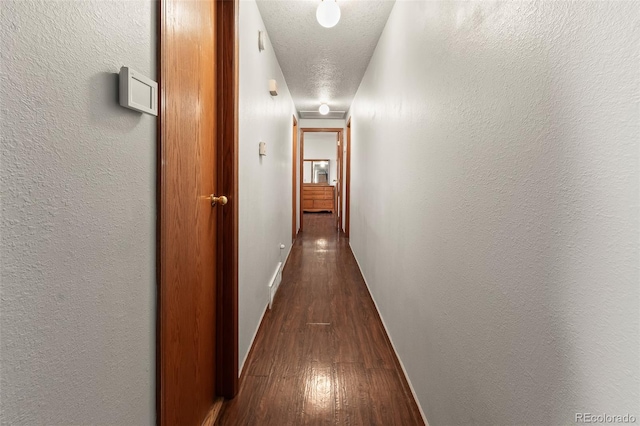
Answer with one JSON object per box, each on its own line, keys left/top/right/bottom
{"left": 159, "top": 0, "right": 218, "bottom": 424}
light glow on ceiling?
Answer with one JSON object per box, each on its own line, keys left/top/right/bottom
{"left": 318, "top": 104, "right": 330, "bottom": 115}
{"left": 316, "top": 0, "right": 340, "bottom": 28}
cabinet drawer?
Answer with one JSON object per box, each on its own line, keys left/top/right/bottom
{"left": 303, "top": 199, "right": 314, "bottom": 209}
{"left": 305, "top": 193, "right": 333, "bottom": 201}
{"left": 313, "top": 200, "right": 334, "bottom": 209}
{"left": 304, "top": 189, "right": 327, "bottom": 196}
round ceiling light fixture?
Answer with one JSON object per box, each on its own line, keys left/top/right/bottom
{"left": 319, "top": 104, "right": 330, "bottom": 115}
{"left": 316, "top": 0, "right": 340, "bottom": 28}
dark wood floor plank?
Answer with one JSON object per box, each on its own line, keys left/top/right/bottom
{"left": 368, "top": 368, "right": 423, "bottom": 426}
{"left": 270, "top": 331, "right": 306, "bottom": 379}
{"left": 243, "top": 311, "right": 278, "bottom": 377}
{"left": 217, "top": 213, "right": 424, "bottom": 425}
{"left": 333, "top": 362, "right": 372, "bottom": 426}
{"left": 260, "top": 372, "right": 304, "bottom": 425}
{"left": 215, "top": 375, "right": 268, "bottom": 426}
{"left": 300, "top": 362, "right": 334, "bottom": 425}
{"left": 304, "top": 325, "right": 336, "bottom": 364}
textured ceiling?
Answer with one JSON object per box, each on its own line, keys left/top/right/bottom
{"left": 256, "top": 0, "right": 395, "bottom": 117}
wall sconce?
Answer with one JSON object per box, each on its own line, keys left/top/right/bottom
{"left": 269, "top": 79, "right": 278, "bottom": 96}
{"left": 258, "top": 30, "right": 266, "bottom": 52}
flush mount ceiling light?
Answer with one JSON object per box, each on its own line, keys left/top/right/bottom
{"left": 319, "top": 104, "right": 330, "bottom": 115}
{"left": 316, "top": 0, "right": 340, "bottom": 28}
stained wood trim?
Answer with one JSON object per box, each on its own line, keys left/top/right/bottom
{"left": 154, "top": 1, "right": 163, "bottom": 421}
{"left": 292, "top": 115, "right": 298, "bottom": 242}
{"left": 300, "top": 127, "right": 344, "bottom": 133}
{"left": 299, "top": 131, "right": 304, "bottom": 232}
{"left": 345, "top": 118, "right": 351, "bottom": 237}
{"left": 337, "top": 130, "right": 343, "bottom": 231}
{"left": 201, "top": 398, "right": 225, "bottom": 426}
{"left": 216, "top": 0, "right": 239, "bottom": 399}
{"left": 299, "top": 127, "right": 344, "bottom": 233}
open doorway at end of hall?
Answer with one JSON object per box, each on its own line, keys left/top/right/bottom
{"left": 297, "top": 127, "right": 350, "bottom": 234}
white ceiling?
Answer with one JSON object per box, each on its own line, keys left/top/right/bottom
{"left": 256, "top": 0, "right": 396, "bottom": 118}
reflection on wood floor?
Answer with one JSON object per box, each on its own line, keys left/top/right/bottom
{"left": 217, "top": 213, "right": 424, "bottom": 425}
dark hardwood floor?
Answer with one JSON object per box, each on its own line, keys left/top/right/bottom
{"left": 217, "top": 213, "right": 424, "bottom": 425}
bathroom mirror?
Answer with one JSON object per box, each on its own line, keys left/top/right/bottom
{"left": 303, "top": 159, "right": 330, "bottom": 184}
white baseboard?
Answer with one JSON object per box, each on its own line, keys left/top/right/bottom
{"left": 349, "top": 242, "right": 430, "bottom": 426}
{"left": 238, "top": 301, "right": 268, "bottom": 379}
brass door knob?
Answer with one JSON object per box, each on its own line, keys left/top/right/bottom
{"left": 210, "top": 195, "right": 228, "bottom": 207}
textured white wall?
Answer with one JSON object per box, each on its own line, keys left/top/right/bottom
{"left": 303, "top": 133, "right": 337, "bottom": 185}
{"left": 1, "top": 1, "right": 156, "bottom": 424}
{"left": 238, "top": 0, "right": 297, "bottom": 373}
{"left": 349, "top": 2, "right": 639, "bottom": 425}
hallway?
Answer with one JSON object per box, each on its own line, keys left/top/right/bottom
{"left": 2, "top": 0, "right": 638, "bottom": 424}
{"left": 217, "top": 213, "right": 423, "bottom": 425}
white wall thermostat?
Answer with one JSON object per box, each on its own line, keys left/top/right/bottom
{"left": 259, "top": 141, "right": 267, "bottom": 156}
{"left": 119, "top": 66, "right": 158, "bottom": 116}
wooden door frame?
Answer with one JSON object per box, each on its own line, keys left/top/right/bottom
{"left": 156, "top": 0, "right": 239, "bottom": 423}
{"left": 336, "top": 132, "right": 343, "bottom": 230}
{"left": 292, "top": 115, "right": 298, "bottom": 242}
{"left": 299, "top": 127, "right": 343, "bottom": 232}
{"left": 215, "top": 0, "right": 239, "bottom": 400}
{"left": 345, "top": 118, "right": 351, "bottom": 237}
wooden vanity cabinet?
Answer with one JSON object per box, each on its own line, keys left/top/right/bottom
{"left": 302, "top": 184, "right": 335, "bottom": 213}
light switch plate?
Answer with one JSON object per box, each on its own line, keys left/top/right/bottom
{"left": 259, "top": 141, "right": 267, "bottom": 156}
